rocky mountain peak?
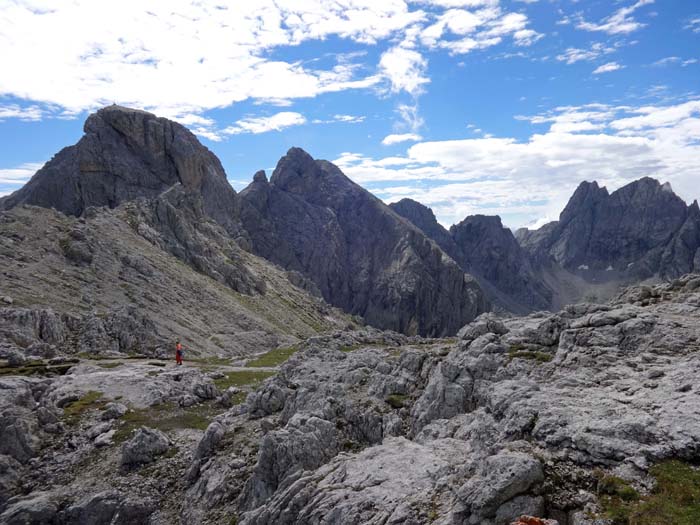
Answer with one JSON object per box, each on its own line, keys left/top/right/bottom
{"left": 270, "top": 147, "right": 322, "bottom": 193}
{"left": 0, "top": 104, "right": 242, "bottom": 235}
{"left": 391, "top": 198, "right": 439, "bottom": 226}
{"left": 252, "top": 170, "right": 268, "bottom": 184}
{"left": 451, "top": 214, "right": 505, "bottom": 233}
{"left": 389, "top": 201, "right": 553, "bottom": 314}
{"left": 241, "top": 149, "right": 488, "bottom": 336}
{"left": 559, "top": 180, "right": 608, "bottom": 224}
{"left": 522, "top": 176, "right": 695, "bottom": 279}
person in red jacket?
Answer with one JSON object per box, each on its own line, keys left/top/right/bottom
{"left": 175, "top": 340, "right": 183, "bottom": 366}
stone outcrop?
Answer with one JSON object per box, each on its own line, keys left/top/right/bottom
{"left": 195, "top": 274, "right": 699, "bottom": 524}
{"left": 390, "top": 199, "right": 551, "bottom": 313}
{"left": 240, "top": 148, "right": 488, "bottom": 336}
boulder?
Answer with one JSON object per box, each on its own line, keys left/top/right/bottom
{"left": 100, "top": 402, "right": 128, "bottom": 421}
{"left": 62, "top": 491, "right": 154, "bottom": 524}
{"left": 120, "top": 427, "right": 171, "bottom": 466}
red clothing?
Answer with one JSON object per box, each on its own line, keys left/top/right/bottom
{"left": 175, "top": 343, "right": 183, "bottom": 364}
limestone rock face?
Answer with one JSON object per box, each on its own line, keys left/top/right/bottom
{"left": 214, "top": 275, "right": 700, "bottom": 524}
{"left": 390, "top": 199, "right": 551, "bottom": 313}
{"left": 519, "top": 178, "right": 700, "bottom": 279}
{"left": 240, "top": 148, "right": 488, "bottom": 336}
{"left": 0, "top": 105, "right": 242, "bottom": 237}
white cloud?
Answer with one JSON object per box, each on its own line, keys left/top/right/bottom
{"left": 0, "top": 0, "right": 418, "bottom": 119}
{"left": 379, "top": 46, "right": 429, "bottom": 96}
{"left": 382, "top": 133, "right": 423, "bottom": 145}
{"left": 577, "top": 0, "right": 655, "bottom": 35}
{"left": 222, "top": 112, "right": 307, "bottom": 135}
{"left": 0, "top": 104, "right": 45, "bottom": 121}
{"left": 609, "top": 100, "right": 700, "bottom": 131}
{"left": 685, "top": 17, "right": 700, "bottom": 33}
{"left": 335, "top": 100, "right": 700, "bottom": 228}
{"left": 312, "top": 114, "right": 366, "bottom": 124}
{"left": 556, "top": 43, "right": 616, "bottom": 64}
{"left": 0, "top": 0, "right": 544, "bottom": 136}
{"left": 397, "top": 103, "right": 425, "bottom": 133}
{"left": 0, "top": 162, "right": 44, "bottom": 184}
{"left": 593, "top": 62, "right": 623, "bottom": 74}
{"left": 422, "top": 5, "right": 542, "bottom": 54}
{"left": 652, "top": 56, "right": 698, "bottom": 67}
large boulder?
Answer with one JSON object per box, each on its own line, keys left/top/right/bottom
{"left": 120, "top": 427, "right": 171, "bottom": 466}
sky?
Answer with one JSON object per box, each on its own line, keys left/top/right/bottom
{"left": 0, "top": 0, "right": 698, "bottom": 229}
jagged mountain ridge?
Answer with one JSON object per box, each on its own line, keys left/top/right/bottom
{"left": 393, "top": 178, "right": 700, "bottom": 312}
{"left": 390, "top": 199, "right": 552, "bottom": 313}
{"left": 239, "top": 148, "right": 488, "bottom": 337}
{"left": 0, "top": 106, "right": 489, "bottom": 338}
{"left": 3, "top": 105, "right": 699, "bottom": 327}
{"left": 518, "top": 178, "right": 700, "bottom": 280}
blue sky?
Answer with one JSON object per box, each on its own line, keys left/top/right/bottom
{"left": 0, "top": 0, "right": 699, "bottom": 228}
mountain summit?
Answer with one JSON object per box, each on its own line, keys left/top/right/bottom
{"left": 519, "top": 177, "right": 700, "bottom": 279}
{"left": 390, "top": 199, "right": 552, "bottom": 313}
{"left": 0, "top": 104, "right": 242, "bottom": 235}
{"left": 240, "top": 147, "right": 488, "bottom": 336}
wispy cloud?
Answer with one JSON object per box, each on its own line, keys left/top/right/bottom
{"left": 593, "top": 61, "right": 624, "bottom": 74}
{"left": 685, "top": 17, "right": 700, "bottom": 33}
{"left": 382, "top": 133, "right": 423, "bottom": 145}
{"left": 652, "top": 56, "right": 698, "bottom": 67}
{"left": 222, "top": 112, "right": 307, "bottom": 136}
{"left": 0, "top": 104, "right": 45, "bottom": 121}
{"left": 312, "top": 114, "right": 366, "bottom": 124}
{"left": 556, "top": 43, "right": 616, "bottom": 64}
{"left": 0, "top": 162, "right": 44, "bottom": 184}
{"left": 577, "top": 0, "right": 655, "bottom": 35}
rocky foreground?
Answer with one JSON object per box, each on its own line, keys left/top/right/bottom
{"left": 2, "top": 275, "right": 700, "bottom": 524}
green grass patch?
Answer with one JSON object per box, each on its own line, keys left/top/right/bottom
{"left": 76, "top": 351, "right": 108, "bottom": 360}
{"left": 113, "top": 402, "right": 215, "bottom": 443}
{"left": 62, "top": 390, "right": 107, "bottom": 424}
{"left": 213, "top": 370, "right": 275, "bottom": 391}
{"left": 246, "top": 346, "right": 298, "bottom": 367}
{"left": 507, "top": 350, "right": 553, "bottom": 363}
{"left": 190, "top": 355, "right": 232, "bottom": 366}
{"left": 97, "top": 362, "right": 123, "bottom": 369}
{"left": 598, "top": 461, "right": 700, "bottom": 524}
{"left": 386, "top": 394, "right": 408, "bottom": 409}
{"left": 228, "top": 391, "right": 247, "bottom": 405}
{"left": 340, "top": 342, "right": 389, "bottom": 353}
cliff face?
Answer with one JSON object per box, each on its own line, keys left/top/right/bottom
{"left": 0, "top": 105, "right": 243, "bottom": 237}
{"left": 240, "top": 148, "right": 488, "bottom": 337}
{"left": 390, "top": 199, "right": 552, "bottom": 313}
{"left": 519, "top": 178, "right": 699, "bottom": 279}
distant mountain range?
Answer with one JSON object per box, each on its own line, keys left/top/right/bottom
{"left": 3, "top": 105, "right": 699, "bottom": 336}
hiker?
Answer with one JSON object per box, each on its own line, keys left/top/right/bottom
{"left": 175, "top": 340, "right": 183, "bottom": 366}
